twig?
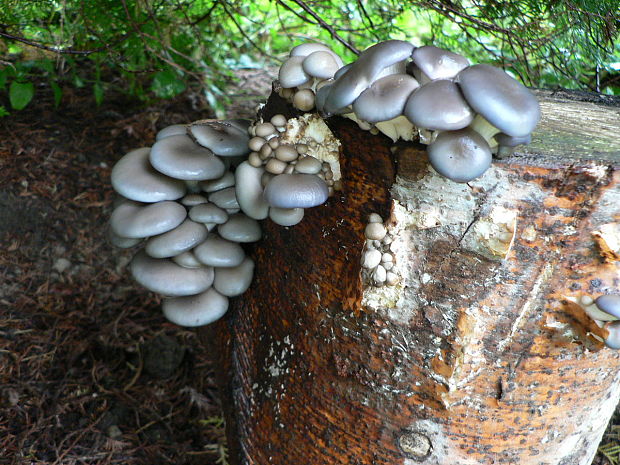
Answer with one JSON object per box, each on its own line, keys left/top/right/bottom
{"left": 277, "top": 0, "right": 360, "bottom": 54}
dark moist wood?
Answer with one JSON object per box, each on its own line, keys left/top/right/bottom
{"left": 201, "top": 90, "right": 620, "bottom": 465}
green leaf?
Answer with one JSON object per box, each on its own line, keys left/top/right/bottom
{"left": 50, "top": 82, "right": 62, "bottom": 107}
{"left": 151, "top": 68, "right": 186, "bottom": 98}
{"left": 0, "top": 106, "right": 10, "bottom": 117}
{"left": 93, "top": 81, "right": 104, "bottom": 105}
{"left": 9, "top": 80, "right": 34, "bottom": 110}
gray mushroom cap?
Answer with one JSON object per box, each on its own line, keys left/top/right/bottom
{"left": 156, "top": 124, "right": 187, "bottom": 140}
{"left": 172, "top": 250, "right": 203, "bottom": 268}
{"left": 108, "top": 228, "right": 142, "bottom": 249}
{"left": 596, "top": 295, "right": 620, "bottom": 319}
{"left": 411, "top": 45, "right": 470, "bottom": 81}
{"left": 130, "top": 250, "right": 214, "bottom": 296}
{"left": 200, "top": 171, "right": 235, "bottom": 192}
{"left": 189, "top": 121, "right": 250, "bottom": 157}
{"left": 189, "top": 203, "right": 229, "bottom": 224}
{"left": 162, "top": 288, "right": 229, "bottom": 327}
{"left": 235, "top": 161, "right": 270, "bottom": 220}
{"left": 404, "top": 79, "right": 474, "bottom": 131}
{"left": 145, "top": 219, "right": 208, "bottom": 258}
{"left": 207, "top": 186, "right": 239, "bottom": 210}
{"left": 150, "top": 134, "right": 226, "bottom": 181}
{"left": 111, "top": 147, "right": 186, "bottom": 202}
{"left": 333, "top": 63, "right": 352, "bottom": 81}
{"left": 427, "top": 128, "right": 492, "bottom": 183}
{"left": 227, "top": 119, "right": 252, "bottom": 134}
{"left": 218, "top": 213, "right": 262, "bottom": 243}
{"left": 315, "top": 82, "right": 333, "bottom": 115}
{"left": 456, "top": 64, "right": 541, "bottom": 137}
{"left": 110, "top": 200, "right": 186, "bottom": 239}
{"left": 290, "top": 42, "right": 333, "bottom": 57}
{"left": 323, "top": 40, "right": 415, "bottom": 115}
{"left": 302, "top": 51, "right": 341, "bottom": 80}
{"left": 605, "top": 320, "right": 620, "bottom": 349}
{"left": 180, "top": 194, "right": 208, "bottom": 206}
{"left": 263, "top": 174, "right": 329, "bottom": 209}
{"left": 193, "top": 235, "right": 246, "bottom": 267}
{"left": 279, "top": 56, "right": 311, "bottom": 89}
{"left": 213, "top": 257, "right": 255, "bottom": 297}
{"left": 352, "top": 74, "right": 420, "bottom": 123}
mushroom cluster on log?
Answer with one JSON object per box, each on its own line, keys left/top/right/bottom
{"left": 107, "top": 39, "right": 620, "bottom": 465}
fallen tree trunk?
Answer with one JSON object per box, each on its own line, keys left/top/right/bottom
{"left": 200, "top": 89, "right": 620, "bottom": 465}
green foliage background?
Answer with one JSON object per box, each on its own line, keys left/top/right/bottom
{"left": 0, "top": 0, "right": 619, "bottom": 115}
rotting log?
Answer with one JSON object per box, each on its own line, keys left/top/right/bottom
{"left": 200, "top": 89, "right": 620, "bottom": 465}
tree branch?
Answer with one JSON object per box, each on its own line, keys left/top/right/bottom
{"left": 277, "top": 0, "right": 360, "bottom": 54}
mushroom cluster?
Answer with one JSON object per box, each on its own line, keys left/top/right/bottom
{"left": 239, "top": 113, "right": 341, "bottom": 226}
{"left": 277, "top": 41, "right": 541, "bottom": 183}
{"left": 361, "top": 214, "right": 399, "bottom": 287}
{"left": 569, "top": 294, "right": 620, "bottom": 349}
{"left": 278, "top": 43, "right": 344, "bottom": 112}
{"left": 110, "top": 119, "right": 262, "bottom": 327}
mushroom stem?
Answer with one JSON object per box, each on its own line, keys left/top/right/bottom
{"left": 375, "top": 115, "right": 418, "bottom": 142}
{"left": 343, "top": 113, "right": 418, "bottom": 142}
{"left": 185, "top": 180, "right": 202, "bottom": 193}
{"left": 469, "top": 114, "right": 500, "bottom": 144}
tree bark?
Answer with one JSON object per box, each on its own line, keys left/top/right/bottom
{"left": 200, "top": 89, "right": 620, "bottom": 465}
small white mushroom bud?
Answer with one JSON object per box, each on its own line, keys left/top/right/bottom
{"left": 362, "top": 249, "right": 382, "bottom": 269}
{"left": 248, "top": 152, "right": 262, "bottom": 167}
{"left": 260, "top": 143, "right": 273, "bottom": 158}
{"left": 369, "top": 213, "right": 383, "bottom": 223}
{"left": 249, "top": 136, "right": 267, "bottom": 152}
{"left": 365, "top": 222, "right": 387, "bottom": 241}
{"left": 270, "top": 114, "right": 287, "bottom": 127}
{"left": 265, "top": 158, "right": 287, "bottom": 174}
{"left": 293, "top": 89, "right": 316, "bottom": 112}
{"left": 275, "top": 144, "right": 299, "bottom": 162}
{"left": 295, "top": 156, "right": 323, "bottom": 174}
{"left": 268, "top": 137, "right": 280, "bottom": 149}
{"left": 386, "top": 271, "right": 399, "bottom": 286}
{"left": 255, "top": 122, "right": 277, "bottom": 138}
{"left": 373, "top": 265, "right": 387, "bottom": 285}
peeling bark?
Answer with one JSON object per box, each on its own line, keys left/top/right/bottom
{"left": 200, "top": 89, "right": 620, "bottom": 465}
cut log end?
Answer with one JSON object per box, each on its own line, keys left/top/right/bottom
{"left": 201, "top": 90, "right": 620, "bottom": 465}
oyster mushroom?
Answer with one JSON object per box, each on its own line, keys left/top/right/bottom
{"left": 427, "top": 128, "right": 492, "bottom": 183}
{"left": 111, "top": 147, "right": 186, "bottom": 202}
{"left": 162, "top": 288, "right": 229, "bottom": 327}
{"left": 456, "top": 64, "right": 540, "bottom": 141}
{"left": 263, "top": 174, "right": 329, "bottom": 209}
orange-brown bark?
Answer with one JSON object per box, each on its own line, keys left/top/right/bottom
{"left": 200, "top": 90, "right": 620, "bottom": 465}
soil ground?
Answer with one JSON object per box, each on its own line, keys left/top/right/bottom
{"left": 0, "top": 68, "right": 618, "bottom": 465}
{"left": 0, "top": 69, "right": 271, "bottom": 465}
